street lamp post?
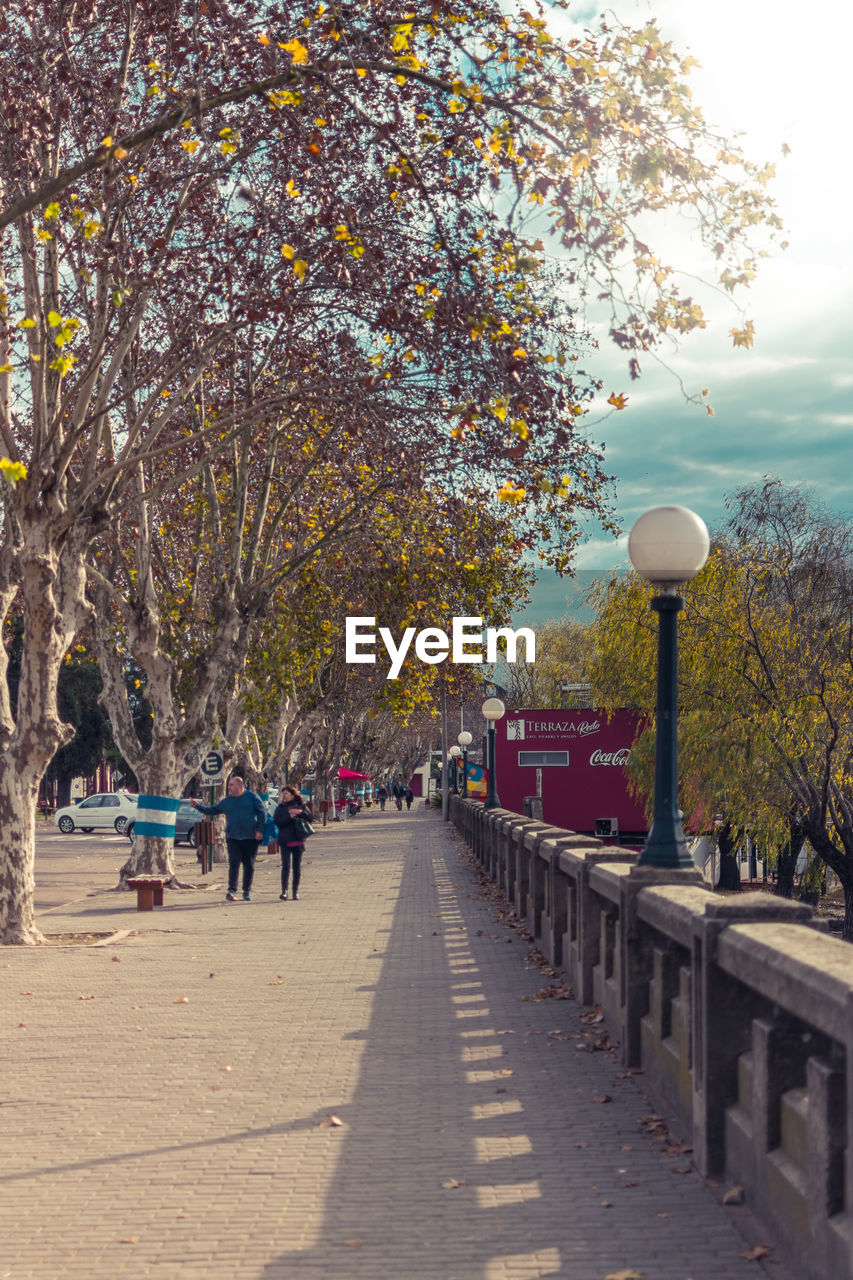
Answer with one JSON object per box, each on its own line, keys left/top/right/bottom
{"left": 481, "top": 697, "right": 506, "bottom": 811}
{"left": 449, "top": 745, "right": 461, "bottom": 796}
{"left": 628, "top": 505, "right": 710, "bottom": 869}
{"left": 457, "top": 731, "right": 472, "bottom": 798}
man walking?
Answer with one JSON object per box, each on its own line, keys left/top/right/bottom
{"left": 191, "top": 776, "right": 266, "bottom": 901}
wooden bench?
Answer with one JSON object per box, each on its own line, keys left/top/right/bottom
{"left": 126, "top": 876, "right": 167, "bottom": 911}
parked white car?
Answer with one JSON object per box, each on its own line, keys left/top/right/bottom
{"left": 54, "top": 792, "right": 139, "bottom": 835}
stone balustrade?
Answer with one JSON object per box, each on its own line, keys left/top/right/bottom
{"left": 451, "top": 795, "right": 853, "bottom": 1280}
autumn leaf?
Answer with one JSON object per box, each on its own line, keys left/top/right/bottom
{"left": 607, "top": 392, "right": 628, "bottom": 409}
{"left": 293, "top": 259, "right": 308, "bottom": 280}
{"left": 729, "top": 320, "right": 755, "bottom": 349}
{"left": 281, "top": 38, "right": 309, "bottom": 64}
{"left": 280, "top": 244, "right": 295, "bottom": 259}
{"left": 738, "top": 1245, "right": 772, "bottom": 1261}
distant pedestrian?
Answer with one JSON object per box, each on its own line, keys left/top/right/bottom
{"left": 392, "top": 781, "right": 404, "bottom": 811}
{"left": 191, "top": 776, "right": 266, "bottom": 902}
{"left": 377, "top": 784, "right": 388, "bottom": 812}
{"left": 273, "top": 785, "right": 312, "bottom": 900}
{"left": 405, "top": 786, "right": 413, "bottom": 811}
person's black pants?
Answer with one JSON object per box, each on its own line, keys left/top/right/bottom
{"left": 227, "top": 838, "right": 258, "bottom": 893}
{"left": 281, "top": 843, "right": 304, "bottom": 893}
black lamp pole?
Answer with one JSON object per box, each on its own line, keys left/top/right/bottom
{"left": 484, "top": 724, "right": 500, "bottom": 810}
{"left": 461, "top": 748, "right": 469, "bottom": 798}
{"left": 637, "top": 592, "right": 693, "bottom": 868}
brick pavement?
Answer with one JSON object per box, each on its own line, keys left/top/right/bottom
{"left": 2, "top": 809, "right": 798, "bottom": 1280}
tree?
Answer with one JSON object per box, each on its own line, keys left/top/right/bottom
{"left": 0, "top": 1, "right": 779, "bottom": 941}
{"left": 500, "top": 616, "right": 594, "bottom": 708}
{"left": 591, "top": 481, "right": 853, "bottom": 932}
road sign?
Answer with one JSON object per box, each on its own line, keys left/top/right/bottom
{"left": 200, "top": 750, "right": 225, "bottom": 786}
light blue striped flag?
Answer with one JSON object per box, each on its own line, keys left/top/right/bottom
{"left": 135, "top": 795, "right": 181, "bottom": 839}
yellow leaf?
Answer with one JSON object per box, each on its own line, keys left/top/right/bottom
{"left": 293, "top": 259, "right": 307, "bottom": 280}
{"left": 113, "top": 146, "right": 129, "bottom": 160}
{"left": 44, "top": 202, "right": 60, "bottom": 221}
{"left": 285, "top": 178, "right": 300, "bottom": 198}
{"left": 282, "top": 38, "right": 309, "bottom": 64}
{"left": 47, "top": 310, "right": 62, "bottom": 327}
{"left": 607, "top": 392, "right": 628, "bottom": 409}
{"left": 280, "top": 243, "right": 295, "bottom": 259}
{"left": 0, "top": 363, "right": 14, "bottom": 373}
{"left": 0, "top": 458, "right": 27, "bottom": 482}
{"left": 355, "top": 67, "right": 367, "bottom": 77}
{"left": 729, "top": 320, "right": 755, "bottom": 349}
{"left": 258, "top": 31, "right": 270, "bottom": 44}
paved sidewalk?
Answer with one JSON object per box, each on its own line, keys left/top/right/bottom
{"left": 3, "top": 810, "right": 795, "bottom": 1280}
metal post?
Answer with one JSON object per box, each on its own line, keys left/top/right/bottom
{"left": 440, "top": 678, "right": 450, "bottom": 822}
{"left": 483, "top": 724, "right": 500, "bottom": 811}
{"left": 637, "top": 592, "right": 693, "bottom": 868}
{"left": 461, "top": 749, "right": 468, "bottom": 798}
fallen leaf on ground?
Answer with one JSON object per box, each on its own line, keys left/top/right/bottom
{"left": 738, "top": 1245, "right": 772, "bottom": 1261}
{"left": 722, "top": 1185, "right": 745, "bottom": 1205}
{"left": 441, "top": 1178, "right": 467, "bottom": 1189}
{"left": 120, "top": 1237, "right": 139, "bottom": 1244}
{"left": 591, "top": 1094, "right": 612, "bottom": 1104}
{"left": 175, "top": 996, "right": 189, "bottom": 1003}
{"left": 321, "top": 1114, "right": 344, "bottom": 1127}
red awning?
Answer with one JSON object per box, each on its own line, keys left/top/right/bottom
{"left": 338, "top": 767, "right": 372, "bottom": 780}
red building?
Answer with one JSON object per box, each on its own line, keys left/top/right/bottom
{"left": 494, "top": 708, "right": 647, "bottom": 844}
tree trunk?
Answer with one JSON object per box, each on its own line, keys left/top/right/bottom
{"left": 844, "top": 878, "right": 853, "bottom": 944}
{"left": 0, "top": 528, "right": 89, "bottom": 944}
{"left": 118, "top": 758, "right": 181, "bottom": 887}
{"left": 716, "top": 822, "right": 742, "bottom": 892}
{"left": 773, "top": 824, "right": 804, "bottom": 899}
{"left": 0, "top": 767, "right": 43, "bottom": 943}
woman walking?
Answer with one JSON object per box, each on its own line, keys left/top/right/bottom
{"left": 273, "top": 785, "right": 311, "bottom": 900}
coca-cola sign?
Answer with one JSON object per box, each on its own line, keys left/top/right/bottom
{"left": 589, "top": 747, "right": 630, "bottom": 767}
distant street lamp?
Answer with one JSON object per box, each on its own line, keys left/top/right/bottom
{"left": 449, "top": 745, "right": 462, "bottom": 795}
{"left": 457, "top": 731, "right": 472, "bottom": 798}
{"left": 481, "top": 697, "right": 506, "bottom": 811}
{"left": 628, "top": 505, "right": 710, "bottom": 869}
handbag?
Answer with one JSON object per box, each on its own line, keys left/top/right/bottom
{"left": 294, "top": 814, "right": 315, "bottom": 839}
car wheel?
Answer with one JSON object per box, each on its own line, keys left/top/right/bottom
{"left": 58, "top": 816, "right": 75, "bottom": 834}
{"left": 125, "top": 822, "right": 135, "bottom": 842}
{"left": 114, "top": 816, "right": 128, "bottom": 834}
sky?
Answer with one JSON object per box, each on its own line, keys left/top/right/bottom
{"left": 518, "top": 0, "right": 853, "bottom": 624}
